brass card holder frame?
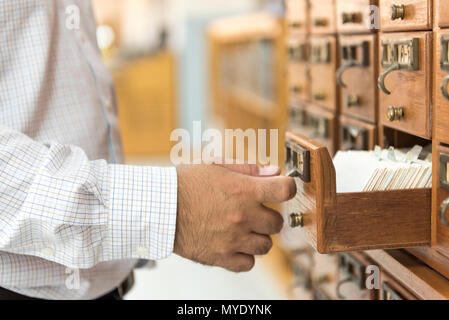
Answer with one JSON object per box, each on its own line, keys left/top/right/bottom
{"left": 310, "top": 42, "right": 331, "bottom": 64}
{"left": 285, "top": 141, "right": 311, "bottom": 183}
{"left": 439, "top": 153, "right": 449, "bottom": 227}
{"left": 340, "top": 124, "right": 368, "bottom": 151}
{"left": 440, "top": 36, "right": 449, "bottom": 101}
{"left": 378, "top": 38, "right": 419, "bottom": 95}
{"left": 337, "top": 41, "right": 370, "bottom": 88}
{"left": 309, "top": 115, "right": 329, "bottom": 139}
{"left": 288, "top": 43, "right": 309, "bottom": 63}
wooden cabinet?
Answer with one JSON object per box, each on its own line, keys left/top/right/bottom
{"left": 310, "top": 36, "right": 339, "bottom": 111}
{"left": 286, "top": 0, "right": 310, "bottom": 35}
{"left": 288, "top": 37, "right": 310, "bottom": 102}
{"left": 338, "top": 34, "right": 378, "bottom": 123}
{"left": 340, "top": 115, "right": 377, "bottom": 151}
{"left": 380, "top": 0, "right": 433, "bottom": 32}
{"left": 285, "top": 131, "right": 431, "bottom": 254}
{"left": 435, "top": 29, "right": 449, "bottom": 144}
{"left": 336, "top": 0, "right": 378, "bottom": 34}
{"left": 310, "top": 0, "right": 337, "bottom": 35}
{"left": 378, "top": 31, "right": 432, "bottom": 139}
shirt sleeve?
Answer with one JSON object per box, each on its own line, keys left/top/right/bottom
{"left": 0, "top": 126, "right": 178, "bottom": 269}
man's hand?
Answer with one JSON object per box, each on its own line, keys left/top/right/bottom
{"left": 174, "top": 164, "right": 296, "bottom": 273}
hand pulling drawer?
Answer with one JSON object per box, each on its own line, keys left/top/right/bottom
{"left": 378, "top": 32, "right": 432, "bottom": 139}
{"left": 285, "top": 131, "right": 431, "bottom": 254}
{"left": 336, "top": 0, "right": 378, "bottom": 34}
{"left": 380, "top": 0, "right": 432, "bottom": 32}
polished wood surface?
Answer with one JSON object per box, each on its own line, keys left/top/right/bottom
{"left": 286, "top": 0, "right": 310, "bottom": 35}
{"left": 380, "top": 0, "right": 433, "bottom": 32}
{"left": 288, "top": 36, "right": 311, "bottom": 102}
{"left": 436, "top": 0, "right": 449, "bottom": 28}
{"left": 336, "top": 0, "right": 378, "bottom": 34}
{"left": 310, "top": 0, "right": 337, "bottom": 34}
{"left": 378, "top": 31, "right": 432, "bottom": 139}
{"left": 339, "top": 34, "right": 378, "bottom": 123}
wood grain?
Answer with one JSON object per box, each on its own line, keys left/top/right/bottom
{"left": 339, "top": 34, "right": 378, "bottom": 123}
{"left": 336, "top": 0, "right": 378, "bottom": 34}
{"left": 436, "top": 0, "right": 449, "bottom": 28}
{"left": 310, "top": 35, "right": 339, "bottom": 111}
{"left": 310, "top": 0, "right": 337, "bottom": 35}
{"left": 378, "top": 31, "right": 432, "bottom": 139}
{"left": 380, "top": 0, "right": 432, "bottom": 32}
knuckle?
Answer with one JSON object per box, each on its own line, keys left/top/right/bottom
{"left": 273, "top": 215, "right": 284, "bottom": 234}
{"left": 259, "top": 237, "right": 273, "bottom": 255}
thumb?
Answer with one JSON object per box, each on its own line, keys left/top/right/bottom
{"left": 214, "top": 162, "right": 281, "bottom": 177}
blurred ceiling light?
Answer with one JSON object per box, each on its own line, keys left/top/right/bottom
{"left": 96, "top": 25, "right": 116, "bottom": 50}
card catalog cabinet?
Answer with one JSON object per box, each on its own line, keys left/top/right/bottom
{"left": 336, "top": 0, "right": 378, "bottom": 34}
{"left": 380, "top": 0, "right": 433, "bottom": 32}
{"left": 435, "top": 29, "right": 449, "bottom": 144}
{"left": 338, "top": 34, "right": 378, "bottom": 122}
{"left": 378, "top": 31, "right": 432, "bottom": 139}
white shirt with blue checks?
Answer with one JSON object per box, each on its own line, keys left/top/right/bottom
{"left": 0, "top": 0, "right": 178, "bottom": 299}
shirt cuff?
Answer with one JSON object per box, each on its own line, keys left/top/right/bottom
{"left": 106, "top": 165, "right": 178, "bottom": 261}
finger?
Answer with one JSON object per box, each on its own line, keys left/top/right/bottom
{"left": 252, "top": 176, "right": 297, "bottom": 203}
{"left": 214, "top": 162, "right": 281, "bottom": 177}
{"left": 249, "top": 205, "right": 284, "bottom": 235}
{"left": 238, "top": 234, "right": 273, "bottom": 256}
{"left": 224, "top": 253, "right": 256, "bottom": 273}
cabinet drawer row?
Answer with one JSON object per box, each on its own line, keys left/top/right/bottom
{"left": 286, "top": 0, "right": 449, "bottom": 35}
{"left": 289, "top": 29, "right": 449, "bottom": 141}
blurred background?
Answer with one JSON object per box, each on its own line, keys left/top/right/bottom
{"left": 92, "top": 0, "right": 293, "bottom": 300}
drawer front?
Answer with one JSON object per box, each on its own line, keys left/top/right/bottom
{"left": 340, "top": 115, "right": 376, "bottom": 151}
{"left": 435, "top": 145, "right": 449, "bottom": 260}
{"left": 286, "top": 0, "right": 310, "bottom": 34}
{"left": 305, "top": 105, "right": 337, "bottom": 156}
{"left": 435, "top": 30, "right": 449, "bottom": 144}
{"left": 337, "top": 253, "right": 379, "bottom": 300}
{"left": 310, "top": 36, "right": 338, "bottom": 111}
{"left": 288, "top": 38, "right": 310, "bottom": 102}
{"left": 310, "top": 0, "right": 337, "bottom": 34}
{"left": 336, "top": 0, "right": 378, "bottom": 33}
{"left": 437, "top": 0, "right": 449, "bottom": 28}
{"left": 285, "top": 131, "right": 431, "bottom": 254}
{"left": 338, "top": 34, "right": 378, "bottom": 123}
{"left": 380, "top": 0, "right": 432, "bottom": 32}
{"left": 378, "top": 32, "right": 432, "bottom": 139}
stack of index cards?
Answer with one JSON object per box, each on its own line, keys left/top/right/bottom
{"left": 333, "top": 145, "right": 432, "bottom": 194}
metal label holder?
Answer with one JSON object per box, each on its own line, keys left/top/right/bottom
{"left": 285, "top": 141, "right": 311, "bottom": 183}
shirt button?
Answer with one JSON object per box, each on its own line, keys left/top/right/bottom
{"left": 43, "top": 247, "right": 55, "bottom": 257}
{"left": 136, "top": 246, "right": 148, "bottom": 258}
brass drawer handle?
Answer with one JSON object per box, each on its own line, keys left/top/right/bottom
{"left": 314, "top": 18, "right": 328, "bottom": 27}
{"left": 337, "top": 61, "right": 358, "bottom": 88}
{"left": 342, "top": 12, "right": 356, "bottom": 24}
{"left": 442, "top": 74, "right": 449, "bottom": 101}
{"left": 346, "top": 95, "right": 360, "bottom": 108}
{"left": 440, "top": 198, "right": 449, "bottom": 227}
{"left": 291, "top": 86, "right": 302, "bottom": 93}
{"left": 387, "top": 106, "right": 404, "bottom": 122}
{"left": 391, "top": 4, "right": 405, "bottom": 20}
{"left": 378, "top": 62, "right": 400, "bottom": 95}
{"left": 289, "top": 213, "right": 304, "bottom": 228}
{"left": 289, "top": 22, "right": 302, "bottom": 29}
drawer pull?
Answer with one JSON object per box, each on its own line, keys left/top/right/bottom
{"left": 337, "top": 61, "right": 358, "bottom": 88}
{"left": 346, "top": 95, "right": 360, "bottom": 108}
{"left": 439, "top": 198, "right": 449, "bottom": 227}
{"left": 387, "top": 106, "right": 404, "bottom": 122}
{"left": 313, "top": 91, "right": 326, "bottom": 101}
{"left": 378, "top": 62, "right": 400, "bottom": 95}
{"left": 391, "top": 4, "right": 405, "bottom": 21}
{"left": 291, "top": 86, "right": 302, "bottom": 94}
{"left": 289, "top": 22, "right": 302, "bottom": 29}
{"left": 289, "top": 213, "right": 304, "bottom": 228}
{"left": 342, "top": 12, "right": 357, "bottom": 24}
{"left": 442, "top": 74, "right": 449, "bottom": 101}
{"left": 314, "top": 18, "right": 328, "bottom": 27}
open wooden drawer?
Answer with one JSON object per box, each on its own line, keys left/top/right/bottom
{"left": 285, "top": 131, "right": 431, "bottom": 254}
